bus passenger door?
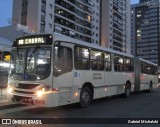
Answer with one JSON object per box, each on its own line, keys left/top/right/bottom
{"left": 53, "top": 42, "right": 75, "bottom": 105}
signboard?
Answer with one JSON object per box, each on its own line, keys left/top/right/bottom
{"left": 4, "top": 55, "right": 10, "bottom": 61}
{"left": 18, "top": 38, "right": 45, "bottom": 45}
{"left": 13, "top": 34, "right": 53, "bottom": 47}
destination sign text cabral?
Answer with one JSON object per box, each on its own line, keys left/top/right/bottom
{"left": 13, "top": 34, "right": 53, "bottom": 47}
{"left": 18, "top": 37, "right": 46, "bottom": 45}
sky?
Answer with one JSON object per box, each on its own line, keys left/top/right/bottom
{"left": 0, "top": 0, "right": 139, "bottom": 28}
{"left": 0, "top": 0, "right": 13, "bottom": 27}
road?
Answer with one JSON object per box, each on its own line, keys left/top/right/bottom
{"left": 0, "top": 88, "right": 160, "bottom": 127}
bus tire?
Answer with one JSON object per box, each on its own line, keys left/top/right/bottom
{"left": 124, "top": 83, "right": 131, "bottom": 98}
{"left": 80, "top": 87, "right": 92, "bottom": 108}
{"left": 147, "top": 82, "right": 153, "bottom": 93}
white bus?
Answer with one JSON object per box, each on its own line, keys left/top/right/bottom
{"left": 7, "top": 33, "right": 158, "bottom": 107}
{"left": 0, "top": 51, "right": 11, "bottom": 88}
{"left": 135, "top": 58, "right": 158, "bottom": 92}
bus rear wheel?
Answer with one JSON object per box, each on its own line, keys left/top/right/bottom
{"left": 80, "top": 87, "right": 92, "bottom": 108}
{"left": 124, "top": 83, "right": 131, "bottom": 98}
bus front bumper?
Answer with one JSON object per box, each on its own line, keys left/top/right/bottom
{"left": 7, "top": 91, "right": 59, "bottom": 108}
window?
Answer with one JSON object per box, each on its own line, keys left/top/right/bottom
{"left": 141, "top": 62, "right": 147, "bottom": 74}
{"left": 114, "top": 55, "right": 123, "bottom": 72}
{"left": 54, "top": 44, "right": 72, "bottom": 77}
{"left": 49, "top": 23, "right": 52, "bottom": 28}
{"left": 49, "top": 4, "right": 53, "bottom": 9}
{"left": 141, "top": 62, "right": 157, "bottom": 75}
{"left": 137, "top": 14, "right": 141, "bottom": 17}
{"left": 75, "top": 46, "right": 90, "bottom": 70}
{"left": 91, "top": 50, "right": 103, "bottom": 71}
{"left": 104, "top": 52, "right": 111, "bottom": 71}
{"left": 124, "top": 57, "right": 133, "bottom": 72}
{"left": 131, "top": 59, "right": 134, "bottom": 72}
{"left": 87, "top": 15, "right": 91, "bottom": 21}
{"left": 49, "top": 13, "right": 52, "bottom": 19}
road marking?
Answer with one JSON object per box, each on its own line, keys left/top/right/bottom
{"left": 0, "top": 104, "right": 39, "bottom": 115}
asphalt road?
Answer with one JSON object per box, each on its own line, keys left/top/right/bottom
{"left": 0, "top": 88, "right": 160, "bottom": 127}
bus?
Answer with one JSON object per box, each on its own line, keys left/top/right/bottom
{"left": 0, "top": 37, "right": 11, "bottom": 89}
{"left": 7, "top": 33, "right": 158, "bottom": 107}
{"left": 0, "top": 51, "right": 11, "bottom": 87}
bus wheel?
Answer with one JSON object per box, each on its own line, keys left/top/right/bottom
{"left": 80, "top": 87, "right": 92, "bottom": 108}
{"left": 124, "top": 83, "right": 131, "bottom": 98}
{"left": 147, "top": 82, "right": 153, "bottom": 93}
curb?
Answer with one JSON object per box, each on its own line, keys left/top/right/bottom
{"left": 0, "top": 100, "right": 9, "bottom": 106}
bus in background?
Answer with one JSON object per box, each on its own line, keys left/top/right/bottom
{"left": 0, "top": 51, "right": 11, "bottom": 71}
{"left": 0, "top": 37, "right": 12, "bottom": 88}
{"left": 7, "top": 33, "right": 158, "bottom": 108}
{"left": 0, "top": 51, "right": 11, "bottom": 87}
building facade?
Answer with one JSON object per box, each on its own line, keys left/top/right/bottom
{"left": 12, "top": 0, "right": 100, "bottom": 44}
{"left": 0, "top": 24, "right": 31, "bottom": 42}
{"left": 100, "top": 0, "right": 131, "bottom": 54}
{"left": 131, "top": 0, "right": 160, "bottom": 65}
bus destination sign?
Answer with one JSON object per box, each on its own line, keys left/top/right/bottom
{"left": 18, "top": 37, "right": 46, "bottom": 45}
{"left": 13, "top": 34, "right": 53, "bottom": 47}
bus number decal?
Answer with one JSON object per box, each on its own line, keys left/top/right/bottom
{"left": 74, "top": 72, "right": 81, "bottom": 77}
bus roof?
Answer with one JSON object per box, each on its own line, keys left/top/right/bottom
{"left": 13, "top": 33, "right": 158, "bottom": 66}
{"left": 53, "top": 33, "right": 134, "bottom": 58}
{"left": 13, "top": 32, "right": 134, "bottom": 58}
{"left": 138, "top": 57, "right": 157, "bottom": 67}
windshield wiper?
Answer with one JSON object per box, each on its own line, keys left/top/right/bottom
{"left": 24, "top": 46, "right": 41, "bottom": 80}
{"left": 27, "top": 46, "right": 40, "bottom": 67}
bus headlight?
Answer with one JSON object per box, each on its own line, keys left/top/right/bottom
{"left": 36, "top": 88, "right": 45, "bottom": 97}
{"left": 7, "top": 85, "right": 13, "bottom": 94}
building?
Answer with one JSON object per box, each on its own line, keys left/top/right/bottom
{"left": 12, "top": 0, "right": 100, "bottom": 44}
{"left": 131, "top": 0, "right": 160, "bottom": 66}
{"left": 0, "top": 24, "right": 32, "bottom": 42}
{"left": 100, "top": 0, "right": 131, "bottom": 54}
{"left": 0, "top": 37, "right": 12, "bottom": 52}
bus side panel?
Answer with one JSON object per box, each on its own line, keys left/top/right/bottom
{"left": 53, "top": 72, "right": 79, "bottom": 106}
{"left": 92, "top": 71, "right": 105, "bottom": 99}
{"left": 74, "top": 70, "right": 106, "bottom": 99}
{"left": 105, "top": 71, "right": 134, "bottom": 95}
{"left": 140, "top": 74, "right": 149, "bottom": 90}
{"left": 153, "top": 75, "right": 159, "bottom": 88}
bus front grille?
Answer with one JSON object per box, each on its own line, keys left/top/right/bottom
{"left": 13, "top": 95, "right": 32, "bottom": 103}
{"left": 16, "top": 83, "right": 39, "bottom": 89}
{"left": 14, "top": 90, "right": 35, "bottom": 94}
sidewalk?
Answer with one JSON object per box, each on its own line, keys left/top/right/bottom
{"left": 0, "top": 88, "right": 10, "bottom": 106}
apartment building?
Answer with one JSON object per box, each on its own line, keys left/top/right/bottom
{"left": 100, "top": 0, "right": 131, "bottom": 54}
{"left": 12, "top": 0, "right": 100, "bottom": 44}
{"left": 131, "top": 0, "right": 160, "bottom": 65}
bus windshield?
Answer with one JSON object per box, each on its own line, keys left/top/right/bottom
{"left": 10, "top": 47, "right": 51, "bottom": 80}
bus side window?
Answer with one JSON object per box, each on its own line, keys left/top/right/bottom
{"left": 130, "top": 59, "right": 134, "bottom": 72}
{"left": 75, "top": 46, "right": 90, "bottom": 70}
{"left": 54, "top": 46, "right": 72, "bottom": 77}
{"left": 104, "top": 52, "right": 111, "bottom": 71}
{"left": 114, "top": 55, "right": 123, "bottom": 72}
{"left": 124, "top": 57, "right": 133, "bottom": 72}
{"left": 91, "top": 49, "right": 103, "bottom": 71}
